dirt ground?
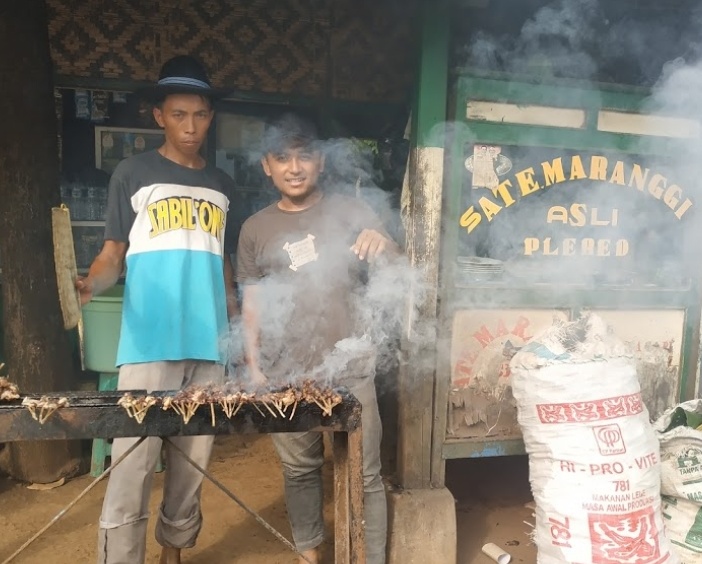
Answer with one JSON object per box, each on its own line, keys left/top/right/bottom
{"left": 0, "top": 436, "right": 536, "bottom": 563}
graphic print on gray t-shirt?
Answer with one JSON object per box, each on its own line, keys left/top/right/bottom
{"left": 283, "top": 234, "right": 319, "bottom": 271}
{"left": 236, "top": 193, "right": 387, "bottom": 382}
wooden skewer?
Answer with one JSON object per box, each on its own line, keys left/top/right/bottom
{"left": 251, "top": 402, "right": 266, "bottom": 417}
{"left": 231, "top": 400, "right": 245, "bottom": 418}
{"left": 210, "top": 403, "right": 216, "bottom": 427}
{"left": 261, "top": 400, "right": 278, "bottom": 418}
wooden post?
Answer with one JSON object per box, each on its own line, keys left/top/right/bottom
{"left": 334, "top": 428, "right": 366, "bottom": 564}
{"left": 333, "top": 431, "right": 351, "bottom": 562}
{"left": 0, "top": 0, "right": 81, "bottom": 483}
{"left": 348, "top": 427, "right": 365, "bottom": 564}
{"left": 397, "top": 0, "right": 450, "bottom": 490}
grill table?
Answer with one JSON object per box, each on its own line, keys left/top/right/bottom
{"left": 0, "top": 389, "right": 365, "bottom": 564}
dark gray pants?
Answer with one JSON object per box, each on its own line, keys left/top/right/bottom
{"left": 271, "top": 376, "right": 387, "bottom": 563}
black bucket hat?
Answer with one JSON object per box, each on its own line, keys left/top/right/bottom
{"left": 137, "top": 55, "right": 229, "bottom": 104}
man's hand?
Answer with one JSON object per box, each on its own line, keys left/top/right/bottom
{"left": 351, "top": 229, "right": 394, "bottom": 262}
{"left": 247, "top": 365, "right": 269, "bottom": 389}
{"left": 75, "top": 240, "right": 127, "bottom": 306}
{"left": 75, "top": 276, "right": 94, "bottom": 306}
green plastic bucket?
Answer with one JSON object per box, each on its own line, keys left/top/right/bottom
{"left": 82, "top": 285, "right": 124, "bottom": 373}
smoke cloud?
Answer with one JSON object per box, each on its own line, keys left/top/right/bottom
{"left": 224, "top": 132, "right": 418, "bottom": 391}
{"left": 445, "top": 0, "right": 702, "bottom": 429}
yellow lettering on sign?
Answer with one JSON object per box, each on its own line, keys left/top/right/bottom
{"left": 543, "top": 237, "right": 558, "bottom": 256}
{"left": 609, "top": 161, "right": 626, "bottom": 185}
{"left": 616, "top": 239, "right": 630, "bottom": 256}
{"left": 522, "top": 237, "right": 631, "bottom": 257}
{"left": 458, "top": 154, "right": 694, "bottom": 234}
{"left": 562, "top": 238, "right": 576, "bottom": 256}
{"left": 591, "top": 208, "right": 613, "bottom": 226}
{"left": 676, "top": 199, "right": 693, "bottom": 219}
{"left": 569, "top": 203, "right": 586, "bottom": 227}
{"left": 479, "top": 196, "right": 502, "bottom": 221}
{"left": 570, "top": 156, "right": 587, "bottom": 180}
{"left": 589, "top": 156, "right": 608, "bottom": 181}
{"left": 460, "top": 206, "right": 482, "bottom": 234}
{"left": 597, "top": 239, "right": 611, "bottom": 256}
{"left": 547, "top": 206, "right": 568, "bottom": 224}
{"left": 628, "top": 164, "right": 650, "bottom": 191}
{"left": 524, "top": 238, "right": 539, "bottom": 256}
{"left": 648, "top": 174, "right": 666, "bottom": 199}
{"left": 542, "top": 158, "right": 565, "bottom": 186}
{"left": 492, "top": 179, "right": 516, "bottom": 207}
{"left": 515, "top": 167, "right": 541, "bottom": 196}
{"left": 664, "top": 184, "right": 682, "bottom": 211}
{"left": 581, "top": 238, "right": 595, "bottom": 256}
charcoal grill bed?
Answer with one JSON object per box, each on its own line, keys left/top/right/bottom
{"left": 0, "top": 389, "right": 365, "bottom": 564}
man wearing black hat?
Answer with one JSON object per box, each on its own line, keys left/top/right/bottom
{"left": 76, "top": 55, "right": 237, "bottom": 564}
{"left": 237, "top": 113, "right": 399, "bottom": 563}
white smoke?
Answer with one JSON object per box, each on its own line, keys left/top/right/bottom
{"left": 224, "top": 133, "right": 419, "bottom": 391}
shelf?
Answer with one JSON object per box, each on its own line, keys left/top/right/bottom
{"left": 71, "top": 221, "right": 105, "bottom": 227}
{"left": 448, "top": 283, "right": 698, "bottom": 310}
{"left": 442, "top": 437, "right": 526, "bottom": 459}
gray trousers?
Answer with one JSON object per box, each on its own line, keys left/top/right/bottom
{"left": 271, "top": 376, "right": 387, "bottom": 564}
{"left": 97, "top": 361, "right": 224, "bottom": 564}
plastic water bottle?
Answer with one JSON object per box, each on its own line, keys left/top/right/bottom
{"left": 70, "top": 184, "right": 84, "bottom": 220}
{"left": 98, "top": 187, "right": 108, "bottom": 220}
{"left": 60, "top": 182, "right": 72, "bottom": 208}
{"left": 86, "top": 187, "right": 98, "bottom": 221}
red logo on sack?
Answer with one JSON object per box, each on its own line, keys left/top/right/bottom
{"left": 593, "top": 424, "right": 627, "bottom": 456}
{"left": 536, "top": 393, "right": 644, "bottom": 424}
{"left": 588, "top": 508, "right": 665, "bottom": 564}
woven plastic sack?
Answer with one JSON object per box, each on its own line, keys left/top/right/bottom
{"left": 510, "top": 314, "right": 677, "bottom": 564}
{"left": 655, "top": 400, "right": 702, "bottom": 503}
{"left": 661, "top": 495, "right": 702, "bottom": 563}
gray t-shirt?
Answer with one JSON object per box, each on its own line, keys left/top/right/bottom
{"left": 236, "top": 193, "right": 389, "bottom": 382}
{"left": 105, "top": 150, "right": 240, "bottom": 254}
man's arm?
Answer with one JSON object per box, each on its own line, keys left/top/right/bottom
{"left": 223, "top": 254, "right": 239, "bottom": 319}
{"left": 75, "top": 240, "right": 127, "bottom": 305}
{"left": 241, "top": 284, "right": 267, "bottom": 387}
{"left": 348, "top": 197, "right": 403, "bottom": 262}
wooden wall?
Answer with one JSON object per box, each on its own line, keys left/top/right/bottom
{"left": 47, "top": 0, "right": 418, "bottom": 103}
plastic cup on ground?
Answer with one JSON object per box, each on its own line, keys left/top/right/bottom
{"left": 481, "top": 543, "right": 511, "bottom": 564}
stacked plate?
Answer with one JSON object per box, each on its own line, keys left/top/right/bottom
{"left": 456, "top": 256, "right": 504, "bottom": 281}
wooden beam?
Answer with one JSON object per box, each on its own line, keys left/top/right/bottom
{"left": 397, "top": 0, "right": 450, "bottom": 490}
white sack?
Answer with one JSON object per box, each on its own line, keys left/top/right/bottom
{"left": 510, "top": 314, "right": 677, "bottom": 564}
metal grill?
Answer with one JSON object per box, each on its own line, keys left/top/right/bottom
{"left": 0, "top": 388, "right": 366, "bottom": 564}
